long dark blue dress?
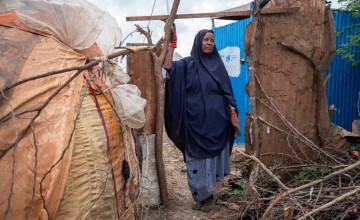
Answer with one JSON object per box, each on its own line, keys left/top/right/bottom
{"left": 165, "top": 29, "right": 237, "bottom": 202}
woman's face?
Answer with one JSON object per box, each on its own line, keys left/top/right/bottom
{"left": 201, "top": 32, "right": 214, "bottom": 54}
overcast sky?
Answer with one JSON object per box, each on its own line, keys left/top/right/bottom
{"left": 88, "top": 0, "right": 343, "bottom": 58}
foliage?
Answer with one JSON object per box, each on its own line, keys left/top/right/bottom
{"left": 260, "top": 175, "right": 281, "bottom": 188}
{"left": 337, "top": 0, "right": 360, "bottom": 67}
{"left": 224, "top": 178, "right": 248, "bottom": 199}
{"left": 352, "top": 143, "right": 360, "bottom": 151}
{"left": 338, "top": 0, "right": 360, "bottom": 12}
{"left": 295, "top": 167, "right": 332, "bottom": 182}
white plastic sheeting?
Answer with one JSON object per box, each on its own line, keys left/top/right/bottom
{"left": 111, "top": 84, "right": 147, "bottom": 129}
{"left": 0, "top": 0, "right": 121, "bottom": 55}
{"left": 102, "top": 61, "right": 146, "bottom": 129}
{"left": 138, "top": 134, "right": 161, "bottom": 206}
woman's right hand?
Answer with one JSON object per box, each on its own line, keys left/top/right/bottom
{"left": 170, "top": 23, "right": 177, "bottom": 48}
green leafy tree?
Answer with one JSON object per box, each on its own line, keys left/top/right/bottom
{"left": 337, "top": 0, "right": 360, "bottom": 67}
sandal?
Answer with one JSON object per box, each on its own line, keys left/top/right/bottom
{"left": 191, "top": 201, "right": 204, "bottom": 210}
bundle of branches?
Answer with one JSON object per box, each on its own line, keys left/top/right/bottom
{"left": 229, "top": 148, "right": 360, "bottom": 220}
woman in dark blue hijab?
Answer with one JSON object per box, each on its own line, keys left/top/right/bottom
{"left": 164, "top": 29, "right": 240, "bottom": 212}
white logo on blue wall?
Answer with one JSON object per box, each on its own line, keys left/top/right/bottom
{"left": 219, "top": 46, "right": 240, "bottom": 77}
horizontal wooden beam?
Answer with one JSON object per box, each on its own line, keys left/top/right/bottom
{"left": 126, "top": 7, "right": 300, "bottom": 21}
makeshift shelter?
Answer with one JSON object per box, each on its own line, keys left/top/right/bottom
{"left": 213, "top": 1, "right": 354, "bottom": 166}
{"left": 213, "top": 8, "right": 360, "bottom": 146}
{"left": 0, "top": 0, "right": 143, "bottom": 219}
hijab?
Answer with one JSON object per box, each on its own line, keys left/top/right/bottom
{"left": 165, "top": 29, "right": 237, "bottom": 159}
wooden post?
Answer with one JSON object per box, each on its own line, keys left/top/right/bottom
{"left": 126, "top": 7, "right": 300, "bottom": 21}
{"left": 247, "top": 4, "right": 263, "bottom": 159}
{"left": 150, "top": 0, "right": 180, "bottom": 207}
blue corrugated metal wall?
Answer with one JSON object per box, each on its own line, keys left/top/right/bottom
{"left": 213, "top": 18, "right": 252, "bottom": 143}
{"left": 214, "top": 11, "right": 359, "bottom": 143}
{"left": 327, "top": 11, "right": 360, "bottom": 131}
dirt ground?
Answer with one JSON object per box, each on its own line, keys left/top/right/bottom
{"left": 141, "top": 133, "right": 244, "bottom": 220}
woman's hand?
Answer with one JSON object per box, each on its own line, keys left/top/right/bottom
{"left": 230, "top": 108, "right": 241, "bottom": 137}
{"left": 170, "top": 23, "right": 177, "bottom": 48}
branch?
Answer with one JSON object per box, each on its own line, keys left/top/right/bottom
{"left": 1, "top": 48, "right": 136, "bottom": 94}
{"left": 246, "top": 5, "right": 263, "bottom": 184}
{"left": 1, "top": 66, "right": 83, "bottom": 93}
{"left": 260, "top": 159, "right": 360, "bottom": 219}
{"left": 135, "top": 24, "right": 153, "bottom": 45}
{"left": 40, "top": 115, "right": 75, "bottom": 219}
{"left": 152, "top": 37, "right": 164, "bottom": 52}
{"left": 312, "top": 182, "right": 323, "bottom": 209}
{"left": 239, "top": 151, "right": 289, "bottom": 190}
{"left": 0, "top": 69, "right": 83, "bottom": 159}
{"left": 88, "top": 73, "right": 126, "bottom": 129}
{"left": 26, "top": 124, "right": 39, "bottom": 219}
{"left": 0, "top": 90, "right": 18, "bottom": 219}
{"left": 298, "top": 187, "right": 360, "bottom": 219}
{"left": 254, "top": 74, "right": 342, "bottom": 164}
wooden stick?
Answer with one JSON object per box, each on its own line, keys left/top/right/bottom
{"left": 150, "top": 0, "right": 180, "bottom": 207}
{"left": 1, "top": 49, "right": 133, "bottom": 94}
{"left": 247, "top": 8, "right": 262, "bottom": 184}
{"left": 260, "top": 159, "right": 360, "bottom": 220}
{"left": 298, "top": 187, "right": 360, "bottom": 219}
{"left": 0, "top": 69, "right": 83, "bottom": 159}
{"left": 126, "top": 7, "right": 300, "bottom": 21}
{"left": 239, "top": 152, "right": 289, "bottom": 190}
{"left": 135, "top": 24, "right": 153, "bottom": 45}
{"left": 312, "top": 182, "right": 323, "bottom": 208}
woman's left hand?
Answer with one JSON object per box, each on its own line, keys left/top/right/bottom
{"left": 230, "top": 109, "right": 241, "bottom": 137}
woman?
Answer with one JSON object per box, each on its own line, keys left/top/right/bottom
{"left": 163, "top": 28, "right": 240, "bottom": 212}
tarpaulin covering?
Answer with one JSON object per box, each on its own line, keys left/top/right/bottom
{"left": 55, "top": 93, "right": 139, "bottom": 220}
{"left": 0, "top": 25, "right": 85, "bottom": 219}
{"left": 0, "top": 3, "right": 141, "bottom": 219}
{"left": 0, "top": 0, "right": 122, "bottom": 56}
